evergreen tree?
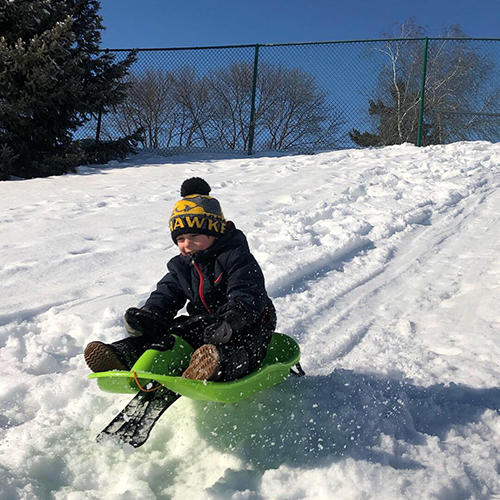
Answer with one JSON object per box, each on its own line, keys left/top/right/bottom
{"left": 0, "top": 0, "right": 136, "bottom": 179}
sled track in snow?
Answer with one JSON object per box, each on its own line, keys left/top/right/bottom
{"left": 269, "top": 238, "right": 375, "bottom": 298}
{"left": 273, "top": 183, "right": 498, "bottom": 370}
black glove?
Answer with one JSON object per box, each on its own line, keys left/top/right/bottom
{"left": 180, "top": 315, "right": 218, "bottom": 333}
{"left": 124, "top": 307, "right": 169, "bottom": 338}
{"left": 203, "top": 320, "right": 233, "bottom": 345}
{"left": 203, "top": 310, "right": 247, "bottom": 345}
{"left": 149, "top": 334, "right": 176, "bottom": 352}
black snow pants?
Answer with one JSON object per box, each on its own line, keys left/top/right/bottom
{"left": 111, "top": 311, "right": 276, "bottom": 381}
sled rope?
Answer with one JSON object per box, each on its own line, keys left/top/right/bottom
{"left": 131, "top": 371, "right": 161, "bottom": 392}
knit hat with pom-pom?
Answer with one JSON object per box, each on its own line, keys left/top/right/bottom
{"left": 169, "top": 177, "right": 226, "bottom": 243}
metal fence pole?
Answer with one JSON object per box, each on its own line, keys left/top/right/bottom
{"left": 95, "top": 106, "right": 103, "bottom": 143}
{"left": 247, "top": 44, "right": 260, "bottom": 155}
{"left": 416, "top": 37, "right": 429, "bottom": 147}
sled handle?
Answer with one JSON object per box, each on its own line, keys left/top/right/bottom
{"left": 132, "top": 371, "right": 162, "bottom": 392}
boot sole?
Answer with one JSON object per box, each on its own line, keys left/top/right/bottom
{"left": 84, "top": 341, "right": 127, "bottom": 372}
{"left": 182, "top": 344, "right": 220, "bottom": 380}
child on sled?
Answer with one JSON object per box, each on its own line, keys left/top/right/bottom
{"left": 84, "top": 177, "right": 276, "bottom": 381}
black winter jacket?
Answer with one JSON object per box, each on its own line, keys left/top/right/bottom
{"left": 144, "top": 224, "right": 275, "bottom": 329}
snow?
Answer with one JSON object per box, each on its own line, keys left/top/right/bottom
{"left": 0, "top": 141, "right": 499, "bottom": 499}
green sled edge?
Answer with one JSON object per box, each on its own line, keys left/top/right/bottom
{"left": 88, "top": 332, "right": 301, "bottom": 403}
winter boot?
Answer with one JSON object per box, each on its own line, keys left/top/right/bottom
{"left": 84, "top": 341, "right": 127, "bottom": 372}
{"left": 182, "top": 344, "right": 221, "bottom": 381}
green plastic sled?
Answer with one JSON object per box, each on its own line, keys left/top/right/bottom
{"left": 88, "top": 332, "right": 301, "bottom": 403}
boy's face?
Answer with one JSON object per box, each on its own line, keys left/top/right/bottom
{"left": 176, "top": 233, "right": 216, "bottom": 256}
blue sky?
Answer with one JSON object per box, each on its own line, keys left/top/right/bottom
{"left": 99, "top": 0, "right": 499, "bottom": 49}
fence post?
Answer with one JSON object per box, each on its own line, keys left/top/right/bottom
{"left": 416, "top": 37, "right": 429, "bottom": 147}
{"left": 95, "top": 105, "right": 103, "bottom": 143}
{"left": 247, "top": 44, "right": 260, "bottom": 155}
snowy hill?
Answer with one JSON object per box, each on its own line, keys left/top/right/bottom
{"left": 0, "top": 142, "right": 499, "bottom": 499}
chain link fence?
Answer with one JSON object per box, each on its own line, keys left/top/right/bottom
{"left": 78, "top": 38, "right": 499, "bottom": 154}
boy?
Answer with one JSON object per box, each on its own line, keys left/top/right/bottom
{"left": 84, "top": 177, "right": 276, "bottom": 381}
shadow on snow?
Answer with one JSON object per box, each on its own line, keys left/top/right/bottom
{"left": 190, "top": 369, "right": 499, "bottom": 496}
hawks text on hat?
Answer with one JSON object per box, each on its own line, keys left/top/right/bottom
{"left": 170, "top": 178, "right": 227, "bottom": 242}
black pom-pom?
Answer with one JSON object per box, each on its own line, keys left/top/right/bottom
{"left": 180, "top": 177, "right": 211, "bottom": 197}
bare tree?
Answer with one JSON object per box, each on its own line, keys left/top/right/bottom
{"left": 173, "top": 67, "right": 213, "bottom": 148}
{"left": 351, "top": 19, "right": 498, "bottom": 146}
{"left": 424, "top": 26, "right": 498, "bottom": 142}
{"left": 114, "top": 61, "right": 343, "bottom": 152}
{"left": 208, "top": 62, "right": 344, "bottom": 151}
{"left": 207, "top": 62, "right": 254, "bottom": 150}
{"left": 113, "top": 70, "right": 192, "bottom": 149}
{"left": 259, "top": 65, "right": 343, "bottom": 149}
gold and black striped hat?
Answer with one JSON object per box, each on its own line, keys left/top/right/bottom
{"left": 170, "top": 178, "right": 226, "bottom": 242}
